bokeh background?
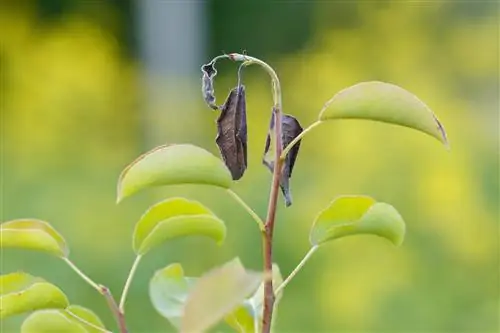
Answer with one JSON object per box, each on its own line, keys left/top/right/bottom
{"left": 1, "top": 1, "right": 498, "bottom": 332}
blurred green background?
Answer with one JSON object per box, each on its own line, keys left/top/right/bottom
{"left": 1, "top": 1, "right": 498, "bottom": 332}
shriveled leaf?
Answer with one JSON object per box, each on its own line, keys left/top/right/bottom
{"left": 0, "top": 272, "right": 69, "bottom": 319}
{"left": 310, "top": 195, "right": 406, "bottom": 246}
{"left": 66, "top": 305, "right": 107, "bottom": 333}
{"left": 149, "top": 263, "right": 197, "bottom": 329}
{"left": 134, "top": 197, "right": 219, "bottom": 254}
{"left": 181, "top": 258, "right": 264, "bottom": 333}
{"left": 21, "top": 310, "right": 87, "bottom": 333}
{"left": 117, "top": 144, "right": 233, "bottom": 203}
{"left": 0, "top": 219, "right": 68, "bottom": 257}
{"left": 318, "top": 81, "right": 448, "bottom": 146}
{"left": 216, "top": 85, "right": 248, "bottom": 180}
{"left": 201, "top": 61, "right": 219, "bottom": 110}
{"left": 263, "top": 111, "right": 303, "bottom": 206}
{"left": 135, "top": 200, "right": 226, "bottom": 255}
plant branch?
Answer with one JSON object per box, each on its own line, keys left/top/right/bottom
{"left": 226, "top": 189, "right": 265, "bottom": 231}
{"left": 101, "top": 285, "right": 128, "bottom": 333}
{"left": 281, "top": 121, "right": 322, "bottom": 160}
{"left": 224, "top": 52, "right": 283, "bottom": 333}
{"left": 274, "top": 246, "right": 318, "bottom": 296}
{"left": 63, "top": 258, "right": 128, "bottom": 333}
{"left": 119, "top": 255, "right": 142, "bottom": 313}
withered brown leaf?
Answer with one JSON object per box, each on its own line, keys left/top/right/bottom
{"left": 215, "top": 85, "right": 248, "bottom": 180}
{"left": 263, "top": 110, "right": 303, "bottom": 206}
{"left": 201, "top": 62, "right": 218, "bottom": 110}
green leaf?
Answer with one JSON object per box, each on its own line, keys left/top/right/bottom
{"left": 0, "top": 272, "right": 69, "bottom": 319}
{"left": 117, "top": 144, "right": 233, "bottom": 202}
{"left": 223, "top": 301, "right": 255, "bottom": 333}
{"left": 66, "top": 305, "right": 107, "bottom": 333}
{"left": 134, "top": 197, "right": 226, "bottom": 255}
{"left": 21, "top": 306, "right": 107, "bottom": 333}
{"left": 149, "top": 263, "right": 197, "bottom": 329}
{"left": 319, "top": 81, "right": 448, "bottom": 146}
{"left": 181, "top": 258, "right": 264, "bottom": 333}
{"left": 0, "top": 219, "right": 68, "bottom": 257}
{"left": 133, "top": 198, "right": 226, "bottom": 255}
{"left": 224, "top": 263, "right": 283, "bottom": 333}
{"left": 310, "top": 195, "right": 406, "bottom": 246}
{"left": 21, "top": 310, "right": 87, "bottom": 333}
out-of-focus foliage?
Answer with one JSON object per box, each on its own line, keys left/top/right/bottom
{"left": 1, "top": 1, "right": 498, "bottom": 332}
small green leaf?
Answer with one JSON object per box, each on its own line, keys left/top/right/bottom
{"left": 181, "top": 258, "right": 264, "bottom": 333}
{"left": 117, "top": 144, "right": 233, "bottom": 202}
{"left": 21, "top": 310, "right": 87, "bottom": 333}
{"left": 0, "top": 219, "right": 68, "bottom": 257}
{"left": 319, "top": 81, "right": 448, "bottom": 146}
{"left": 66, "top": 305, "right": 107, "bottom": 333}
{"left": 223, "top": 301, "right": 255, "bottom": 333}
{"left": 0, "top": 272, "right": 69, "bottom": 319}
{"left": 134, "top": 198, "right": 225, "bottom": 255}
{"left": 149, "top": 263, "right": 197, "bottom": 329}
{"left": 310, "top": 195, "right": 406, "bottom": 246}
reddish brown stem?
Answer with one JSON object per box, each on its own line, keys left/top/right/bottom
{"left": 262, "top": 106, "right": 284, "bottom": 333}
{"left": 100, "top": 285, "right": 129, "bottom": 333}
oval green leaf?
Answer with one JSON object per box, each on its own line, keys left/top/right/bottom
{"left": 0, "top": 272, "right": 69, "bottom": 319}
{"left": 310, "top": 195, "right": 406, "bottom": 246}
{"left": 66, "top": 305, "right": 107, "bottom": 333}
{"left": 117, "top": 144, "right": 233, "bottom": 203}
{"left": 318, "top": 81, "right": 448, "bottom": 146}
{"left": 149, "top": 263, "right": 198, "bottom": 329}
{"left": 134, "top": 197, "right": 224, "bottom": 255}
{"left": 21, "top": 310, "right": 87, "bottom": 333}
{"left": 181, "top": 258, "right": 264, "bottom": 333}
{"left": 0, "top": 219, "right": 68, "bottom": 257}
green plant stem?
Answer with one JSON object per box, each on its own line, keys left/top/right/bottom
{"left": 65, "top": 310, "right": 112, "bottom": 333}
{"left": 63, "top": 257, "right": 101, "bottom": 292}
{"left": 281, "top": 121, "right": 322, "bottom": 160}
{"left": 63, "top": 258, "right": 128, "bottom": 333}
{"left": 119, "top": 255, "right": 142, "bottom": 313}
{"left": 227, "top": 189, "right": 265, "bottom": 231}
{"left": 274, "top": 246, "right": 318, "bottom": 296}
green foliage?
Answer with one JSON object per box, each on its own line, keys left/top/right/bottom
{"left": 149, "top": 263, "right": 197, "bottom": 329}
{"left": 181, "top": 258, "right": 264, "bottom": 333}
{"left": 21, "top": 306, "right": 106, "bottom": 333}
{"left": 318, "top": 81, "right": 448, "bottom": 147}
{"left": 133, "top": 198, "right": 226, "bottom": 255}
{"left": 310, "top": 195, "right": 406, "bottom": 246}
{"left": 0, "top": 272, "right": 69, "bottom": 319}
{"left": 0, "top": 219, "right": 68, "bottom": 257}
{"left": 2, "top": 49, "right": 450, "bottom": 332}
{"left": 116, "top": 144, "right": 233, "bottom": 203}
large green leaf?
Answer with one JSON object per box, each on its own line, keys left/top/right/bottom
{"left": 224, "top": 263, "right": 283, "bottom": 333}
{"left": 21, "top": 310, "right": 87, "bottom": 333}
{"left": 310, "top": 195, "right": 406, "bottom": 246}
{"left": 0, "top": 219, "right": 68, "bottom": 257}
{"left": 0, "top": 272, "right": 69, "bottom": 319}
{"left": 117, "top": 144, "right": 233, "bottom": 202}
{"left": 66, "top": 305, "right": 107, "bottom": 333}
{"left": 149, "top": 263, "right": 197, "bottom": 329}
{"left": 181, "top": 258, "right": 264, "bottom": 333}
{"left": 319, "top": 81, "right": 448, "bottom": 146}
{"left": 134, "top": 198, "right": 225, "bottom": 255}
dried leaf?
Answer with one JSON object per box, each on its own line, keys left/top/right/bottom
{"left": 201, "top": 62, "right": 218, "bottom": 110}
{"left": 215, "top": 85, "right": 248, "bottom": 180}
{"left": 263, "top": 110, "right": 303, "bottom": 206}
